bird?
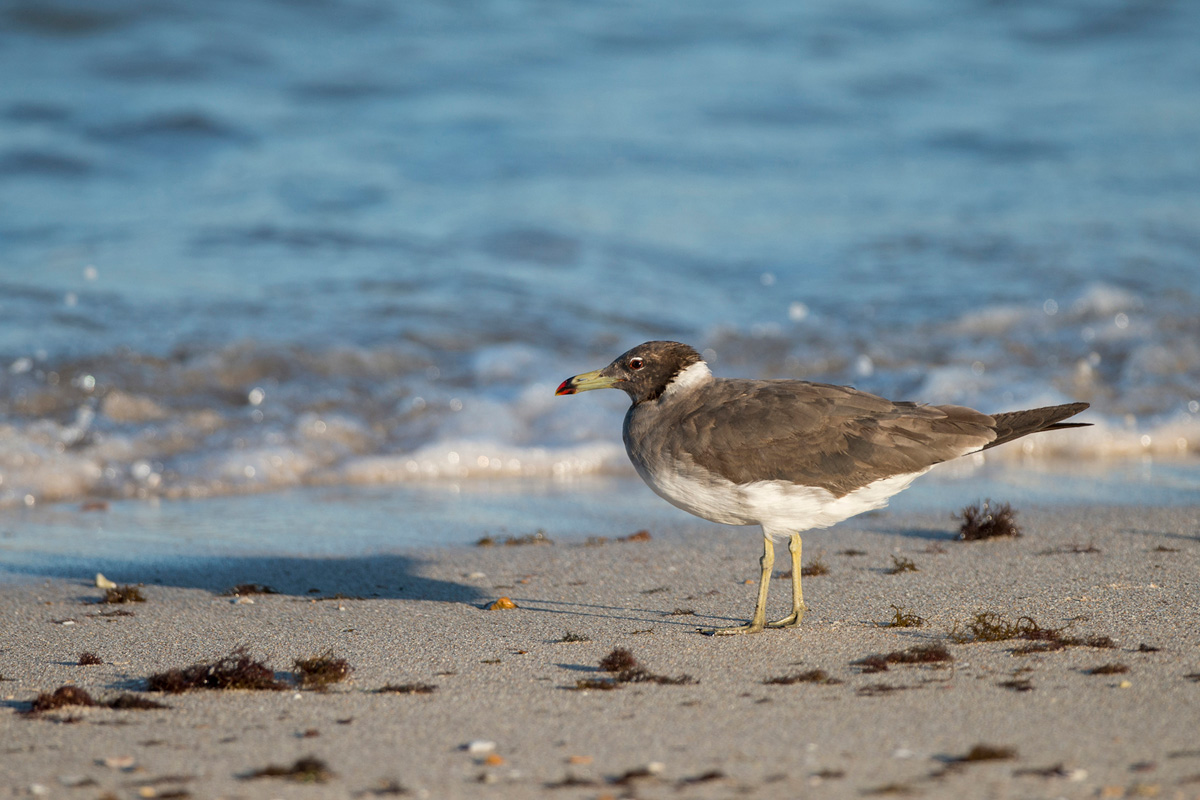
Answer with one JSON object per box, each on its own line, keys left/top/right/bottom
{"left": 555, "top": 341, "right": 1090, "bottom": 635}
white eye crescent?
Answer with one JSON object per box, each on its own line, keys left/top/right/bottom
{"left": 628, "top": 357, "right": 645, "bottom": 370}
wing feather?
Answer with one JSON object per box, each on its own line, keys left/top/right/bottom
{"left": 662, "top": 380, "right": 997, "bottom": 496}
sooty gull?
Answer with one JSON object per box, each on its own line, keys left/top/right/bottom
{"left": 556, "top": 341, "right": 1090, "bottom": 635}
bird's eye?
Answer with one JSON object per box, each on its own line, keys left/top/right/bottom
{"left": 628, "top": 357, "right": 645, "bottom": 370}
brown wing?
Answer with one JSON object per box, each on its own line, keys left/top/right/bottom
{"left": 668, "top": 379, "right": 998, "bottom": 497}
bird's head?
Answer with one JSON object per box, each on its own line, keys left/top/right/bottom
{"left": 555, "top": 341, "right": 706, "bottom": 404}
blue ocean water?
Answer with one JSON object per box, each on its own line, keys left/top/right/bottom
{"left": 1, "top": 1, "right": 1198, "bottom": 569}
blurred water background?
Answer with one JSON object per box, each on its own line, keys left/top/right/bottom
{"left": 2, "top": 0, "right": 1198, "bottom": 575}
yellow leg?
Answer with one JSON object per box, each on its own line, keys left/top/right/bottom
{"left": 705, "top": 535, "right": 773, "bottom": 635}
{"left": 767, "top": 533, "right": 806, "bottom": 628}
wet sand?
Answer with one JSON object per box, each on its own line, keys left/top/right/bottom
{"left": 2, "top": 505, "right": 1199, "bottom": 799}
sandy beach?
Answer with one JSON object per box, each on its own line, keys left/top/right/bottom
{"left": 3, "top": 504, "right": 1199, "bottom": 799}
{"left": 7, "top": 2, "right": 1200, "bottom": 798}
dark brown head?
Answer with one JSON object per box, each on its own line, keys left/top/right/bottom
{"left": 556, "top": 341, "right": 705, "bottom": 405}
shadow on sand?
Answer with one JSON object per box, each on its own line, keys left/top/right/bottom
{"left": 5, "top": 553, "right": 484, "bottom": 604}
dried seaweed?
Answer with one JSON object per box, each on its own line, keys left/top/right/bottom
{"left": 107, "top": 693, "right": 169, "bottom": 710}
{"left": 1037, "top": 542, "right": 1100, "bottom": 555}
{"left": 856, "top": 683, "right": 909, "bottom": 697}
{"left": 599, "top": 648, "right": 638, "bottom": 673}
{"left": 545, "top": 773, "right": 599, "bottom": 788}
{"left": 102, "top": 585, "right": 146, "bottom": 604}
{"left": 950, "top": 611, "right": 1116, "bottom": 651}
{"left": 885, "top": 556, "right": 918, "bottom": 574}
{"left": 949, "top": 612, "right": 1057, "bottom": 644}
{"left": 930, "top": 744, "right": 1019, "bottom": 777}
{"left": 29, "top": 685, "right": 98, "bottom": 712}
{"left": 476, "top": 530, "right": 552, "bottom": 547}
{"left": 25, "top": 686, "right": 168, "bottom": 714}
{"left": 574, "top": 678, "right": 624, "bottom": 691}
{"left": 146, "top": 646, "right": 287, "bottom": 693}
{"left": 884, "top": 605, "right": 924, "bottom": 628}
{"left": 242, "top": 756, "right": 333, "bottom": 783}
{"left": 294, "top": 651, "right": 352, "bottom": 689}
{"left": 854, "top": 644, "right": 953, "bottom": 673}
{"left": 376, "top": 683, "right": 437, "bottom": 694}
{"left": 676, "top": 770, "right": 725, "bottom": 786}
{"left": 951, "top": 744, "right": 1016, "bottom": 763}
{"left": 575, "top": 648, "right": 695, "bottom": 689}
{"left": 224, "top": 584, "right": 279, "bottom": 597}
{"left": 616, "top": 668, "right": 696, "bottom": 685}
{"left": 1085, "top": 663, "right": 1129, "bottom": 675}
{"left": 956, "top": 500, "right": 1021, "bottom": 540}
{"left": 763, "top": 669, "right": 842, "bottom": 685}
{"left": 863, "top": 781, "right": 916, "bottom": 794}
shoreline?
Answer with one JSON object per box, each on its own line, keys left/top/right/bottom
{"left": 2, "top": 505, "right": 1199, "bottom": 799}
{"left": 3, "top": 457, "right": 1200, "bottom": 577}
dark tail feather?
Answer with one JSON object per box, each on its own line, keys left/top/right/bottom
{"left": 983, "top": 402, "right": 1091, "bottom": 451}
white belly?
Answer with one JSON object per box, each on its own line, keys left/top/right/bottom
{"left": 631, "top": 455, "right": 927, "bottom": 538}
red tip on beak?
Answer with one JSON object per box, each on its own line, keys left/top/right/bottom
{"left": 555, "top": 379, "right": 576, "bottom": 396}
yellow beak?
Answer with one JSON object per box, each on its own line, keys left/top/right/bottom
{"left": 555, "top": 369, "right": 620, "bottom": 395}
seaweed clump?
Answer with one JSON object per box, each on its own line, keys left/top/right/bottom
{"left": 476, "top": 530, "right": 552, "bottom": 547}
{"left": 575, "top": 648, "right": 696, "bottom": 690}
{"left": 106, "top": 693, "right": 169, "bottom": 710}
{"left": 951, "top": 744, "right": 1017, "bottom": 763}
{"left": 147, "top": 647, "right": 288, "bottom": 693}
{"left": 1085, "top": 663, "right": 1130, "bottom": 676}
{"left": 950, "top": 612, "right": 1116, "bottom": 650}
{"left": 599, "top": 647, "right": 638, "bottom": 673}
{"left": 956, "top": 500, "right": 1022, "bottom": 541}
{"left": 574, "top": 677, "right": 626, "bottom": 691}
{"left": 102, "top": 585, "right": 146, "bottom": 604}
{"left": 377, "top": 683, "right": 437, "bottom": 694}
{"left": 886, "top": 643, "right": 953, "bottom": 664}
{"left": 29, "top": 685, "right": 98, "bottom": 712}
{"left": 763, "top": 669, "right": 842, "bottom": 685}
{"left": 801, "top": 559, "right": 830, "bottom": 576}
{"left": 949, "top": 612, "right": 1047, "bottom": 643}
{"left": 1037, "top": 542, "right": 1100, "bottom": 555}
{"left": 294, "top": 651, "right": 352, "bottom": 690}
{"left": 884, "top": 605, "right": 924, "bottom": 628}
{"left": 885, "top": 556, "right": 918, "bottom": 574}
{"left": 853, "top": 644, "right": 953, "bottom": 673}
{"left": 242, "top": 756, "right": 333, "bottom": 784}
{"left": 778, "top": 558, "right": 830, "bottom": 579}
{"left": 78, "top": 652, "right": 104, "bottom": 665}
{"left": 25, "top": 685, "right": 169, "bottom": 714}
{"left": 224, "top": 584, "right": 279, "bottom": 597}
{"left": 930, "top": 744, "right": 1018, "bottom": 778}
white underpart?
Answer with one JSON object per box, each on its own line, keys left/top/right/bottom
{"left": 632, "top": 455, "right": 930, "bottom": 540}
{"left": 660, "top": 360, "right": 713, "bottom": 398}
